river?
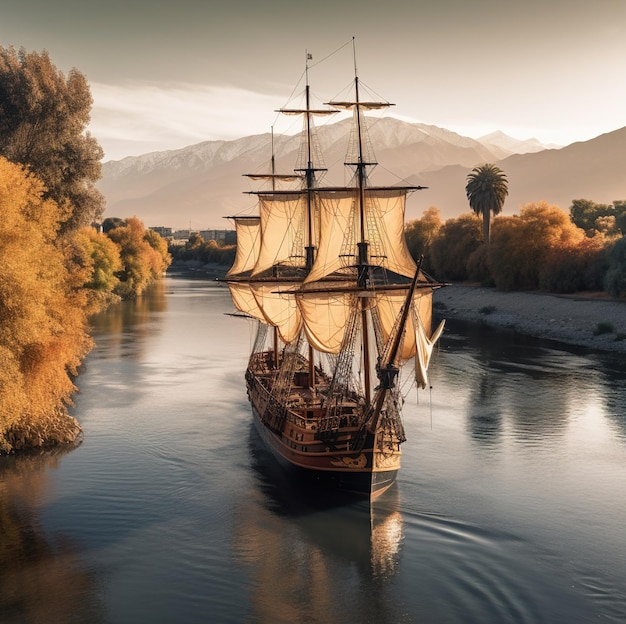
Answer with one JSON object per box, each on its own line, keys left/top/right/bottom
{"left": 1, "top": 275, "right": 625, "bottom": 623}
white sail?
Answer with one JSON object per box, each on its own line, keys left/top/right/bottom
{"left": 227, "top": 282, "right": 266, "bottom": 322}
{"left": 415, "top": 319, "right": 446, "bottom": 389}
{"left": 252, "top": 192, "right": 309, "bottom": 277}
{"left": 226, "top": 217, "right": 261, "bottom": 277}
{"left": 375, "top": 290, "right": 434, "bottom": 361}
{"left": 305, "top": 188, "right": 417, "bottom": 284}
{"left": 251, "top": 282, "right": 302, "bottom": 344}
{"left": 296, "top": 286, "right": 355, "bottom": 354}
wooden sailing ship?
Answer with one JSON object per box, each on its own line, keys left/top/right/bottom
{"left": 225, "top": 45, "right": 445, "bottom": 497}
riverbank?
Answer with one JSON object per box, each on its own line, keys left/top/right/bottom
{"left": 169, "top": 264, "right": 626, "bottom": 354}
{"left": 434, "top": 284, "right": 626, "bottom": 353}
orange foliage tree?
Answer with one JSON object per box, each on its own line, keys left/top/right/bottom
{"left": 106, "top": 217, "right": 171, "bottom": 298}
{"left": 489, "top": 201, "right": 588, "bottom": 291}
{"left": 430, "top": 213, "right": 483, "bottom": 281}
{"left": 68, "top": 227, "right": 123, "bottom": 313}
{"left": 404, "top": 207, "right": 442, "bottom": 272}
{"left": 0, "top": 158, "right": 91, "bottom": 452}
{"left": 0, "top": 46, "right": 105, "bottom": 232}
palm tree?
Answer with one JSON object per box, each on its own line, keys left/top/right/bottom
{"left": 465, "top": 164, "right": 508, "bottom": 246}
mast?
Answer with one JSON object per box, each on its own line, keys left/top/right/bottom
{"left": 353, "top": 45, "right": 369, "bottom": 290}
{"left": 304, "top": 54, "right": 315, "bottom": 271}
{"left": 352, "top": 40, "right": 372, "bottom": 403}
{"left": 304, "top": 53, "right": 316, "bottom": 390}
{"left": 276, "top": 52, "right": 339, "bottom": 391}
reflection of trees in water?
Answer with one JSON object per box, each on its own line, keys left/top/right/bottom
{"left": 445, "top": 321, "right": 599, "bottom": 446}
{"left": 0, "top": 452, "right": 103, "bottom": 624}
{"left": 231, "top": 429, "right": 405, "bottom": 623}
{"left": 595, "top": 353, "right": 626, "bottom": 441}
{"left": 88, "top": 278, "right": 168, "bottom": 359}
{"left": 467, "top": 374, "right": 503, "bottom": 445}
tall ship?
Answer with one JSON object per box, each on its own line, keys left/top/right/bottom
{"left": 225, "top": 44, "right": 445, "bottom": 497}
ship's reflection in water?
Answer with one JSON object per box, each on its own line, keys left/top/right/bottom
{"left": 2, "top": 278, "right": 625, "bottom": 624}
{"left": 234, "top": 427, "right": 405, "bottom": 621}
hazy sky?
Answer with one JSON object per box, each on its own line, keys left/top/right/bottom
{"left": 3, "top": 0, "right": 626, "bottom": 160}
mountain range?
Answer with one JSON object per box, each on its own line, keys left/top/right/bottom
{"left": 97, "top": 117, "right": 626, "bottom": 229}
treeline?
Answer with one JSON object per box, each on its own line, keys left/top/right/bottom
{"left": 169, "top": 233, "right": 236, "bottom": 266}
{"left": 0, "top": 46, "right": 170, "bottom": 454}
{"left": 0, "top": 157, "right": 171, "bottom": 453}
{"left": 406, "top": 200, "right": 626, "bottom": 297}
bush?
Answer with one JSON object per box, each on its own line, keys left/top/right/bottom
{"left": 603, "top": 238, "right": 626, "bottom": 298}
{"left": 430, "top": 213, "right": 482, "bottom": 281}
{"left": 593, "top": 322, "right": 614, "bottom": 336}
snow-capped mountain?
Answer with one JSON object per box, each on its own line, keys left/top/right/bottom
{"left": 97, "top": 118, "right": 626, "bottom": 229}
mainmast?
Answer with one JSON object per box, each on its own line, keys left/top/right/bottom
{"left": 352, "top": 42, "right": 372, "bottom": 404}
{"left": 326, "top": 38, "right": 394, "bottom": 403}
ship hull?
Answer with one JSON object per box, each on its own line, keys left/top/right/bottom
{"left": 246, "top": 364, "right": 401, "bottom": 498}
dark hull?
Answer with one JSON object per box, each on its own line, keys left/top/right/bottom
{"left": 247, "top": 364, "right": 401, "bottom": 498}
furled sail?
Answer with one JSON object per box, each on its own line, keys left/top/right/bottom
{"left": 226, "top": 216, "right": 261, "bottom": 277}
{"left": 304, "top": 188, "right": 417, "bottom": 283}
{"left": 415, "top": 319, "right": 446, "bottom": 389}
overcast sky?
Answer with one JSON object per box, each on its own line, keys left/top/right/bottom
{"left": 3, "top": 0, "right": 626, "bottom": 161}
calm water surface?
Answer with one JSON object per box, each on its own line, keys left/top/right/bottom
{"left": 1, "top": 275, "right": 625, "bottom": 623}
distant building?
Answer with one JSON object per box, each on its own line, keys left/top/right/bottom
{"left": 157, "top": 228, "right": 236, "bottom": 244}
{"left": 172, "top": 229, "right": 192, "bottom": 240}
{"left": 199, "top": 229, "right": 235, "bottom": 243}
{"left": 150, "top": 226, "right": 173, "bottom": 238}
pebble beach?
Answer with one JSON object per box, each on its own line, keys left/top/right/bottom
{"left": 433, "top": 284, "right": 626, "bottom": 353}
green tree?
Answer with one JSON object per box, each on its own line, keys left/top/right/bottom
{"left": 570, "top": 199, "right": 611, "bottom": 235}
{"left": 604, "top": 237, "right": 626, "bottom": 298}
{"left": 0, "top": 45, "right": 104, "bottom": 232}
{"left": 611, "top": 200, "right": 626, "bottom": 236}
{"left": 465, "top": 163, "right": 509, "bottom": 245}
{"left": 570, "top": 199, "right": 626, "bottom": 237}
{"left": 102, "top": 217, "right": 125, "bottom": 233}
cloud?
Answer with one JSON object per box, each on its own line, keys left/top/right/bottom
{"left": 89, "top": 81, "right": 286, "bottom": 161}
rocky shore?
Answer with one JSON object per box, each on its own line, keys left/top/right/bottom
{"left": 433, "top": 284, "right": 626, "bottom": 353}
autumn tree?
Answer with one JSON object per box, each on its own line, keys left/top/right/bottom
{"left": 465, "top": 163, "right": 509, "bottom": 245}
{"left": 106, "top": 217, "right": 171, "bottom": 298}
{"left": 489, "top": 202, "right": 586, "bottom": 291}
{"left": 0, "top": 158, "right": 91, "bottom": 452}
{"left": 429, "top": 213, "right": 483, "bottom": 281}
{"left": 144, "top": 228, "right": 172, "bottom": 270}
{"left": 69, "top": 227, "right": 123, "bottom": 313}
{"left": 0, "top": 45, "right": 104, "bottom": 232}
{"left": 172, "top": 235, "right": 236, "bottom": 266}
{"left": 404, "top": 207, "right": 442, "bottom": 272}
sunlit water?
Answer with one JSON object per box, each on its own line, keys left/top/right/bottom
{"left": 1, "top": 275, "right": 625, "bottom": 624}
